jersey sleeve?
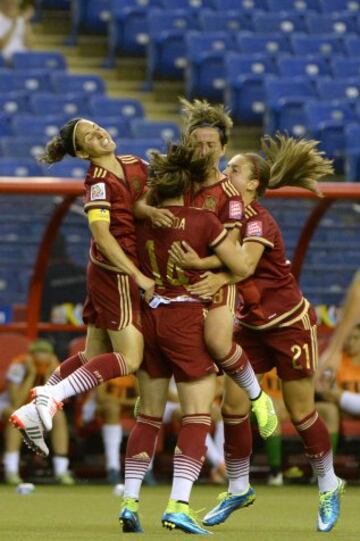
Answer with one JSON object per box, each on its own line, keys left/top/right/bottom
{"left": 83, "top": 168, "right": 112, "bottom": 214}
{"left": 6, "top": 362, "right": 26, "bottom": 385}
{"left": 243, "top": 207, "right": 276, "bottom": 249}
{"left": 218, "top": 183, "right": 244, "bottom": 230}
{"left": 206, "top": 212, "right": 228, "bottom": 249}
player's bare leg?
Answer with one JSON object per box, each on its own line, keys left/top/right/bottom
{"left": 205, "top": 306, "right": 277, "bottom": 437}
{"left": 32, "top": 324, "right": 143, "bottom": 431}
{"left": 283, "top": 377, "right": 345, "bottom": 532}
{"left": 120, "top": 371, "right": 169, "bottom": 533}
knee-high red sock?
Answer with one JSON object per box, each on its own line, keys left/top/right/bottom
{"left": 46, "top": 353, "right": 86, "bottom": 385}
{"left": 170, "top": 414, "right": 211, "bottom": 502}
{"left": 217, "top": 345, "right": 261, "bottom": 400}
{"left": 223, "top": 413, "right": 252, "bottom": 493}
{"left": 124, "top": 414, "right": 162, "bottom": 499}
{"left": 293, "top": 410, "right": 337, "bottom": 492}
{"left": 44, "top": 352, "right": 129, "bottom": 402}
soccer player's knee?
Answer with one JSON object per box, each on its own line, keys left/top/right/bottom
{"left": 205, "top": 333, "right": 229, "bottom": 359}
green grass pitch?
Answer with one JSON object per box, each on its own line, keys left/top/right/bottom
{"left": 0, "top": 484, "right": 359, "bottom": 540}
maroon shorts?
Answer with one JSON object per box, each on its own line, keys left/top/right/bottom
{"left": 141, "top": 302, "right": 216, "bottom": 383}
{"left": 82, "top": 262, "right": 142, "bottom": 332}
{"left": 209, "top": 284, "right": 238, "bottom": 316}
{"left": 234, "top": 305, "right": 318, "bottom": 381}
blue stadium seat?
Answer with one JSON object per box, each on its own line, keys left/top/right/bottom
{"left": 0, "top": 69, "right": 51, "bottom": 93}
{"left": 305, "top": 12, "right": 357, "bottom": 34}
{"left": 331, "top": 57, "right": 360, "bottom": 77}
{"left": 0, "top": 55, "right": 5, "bottom": 68}
{"left": 316, "top": 78, "right": 360, "bottom": 103}
{"left": 0, "top": 71, "right": 17, "bottom": 92}
{"left": 0, "top": 92, "right": 29, "bottom": 115}
{"left": 147, "top": 9, "right": 197, "bottom": 82}
{"left": 277, "top": 55, "right": 331, "bottom": 78}
{"left": 11, "top": 115, "right": 66, "bottom": 138}
{"left": 304, "top": 101, "right": 354, "bottom": 164}
{"left": 264, "top": 77, "right": 317, "bottom": 134}
{"left": 225, "top": 52, "right": 276, "bottom": 122}
{"left": 91, "top": 116, "right": 132, "bottom": 139}
{"left": 0, "top": 113, "right": 13, "bottom": 137}
{"left": 29, "top": 93, "right": 90, "bottom": 116}
{"left": 0, "top": 157, "right": 43, "bottom": 176}
{"left": 344, "top": 36, "right": 360, "bottom": 57}
{"left": 0, "top": 137, "right": 46, "bottom": 159}
{"left": 106, "top": 0, "right": 162, "bottom": 62}
{"left": 252, "top": 12, "right": 306, "bottom": 34}
{"left": 198, "top": 10, "right": 247, "bottom": 33}
{"left": 163, "top": 0, "right": 214, "bottom": 10}
{"left": 72, "top": 0, "right": 111, "bottom": 33}
{"left": 212, "top": 0, "right": 269, "bottom": 10}
{"left": 50, "top": 73, "right": 106, "bottom": 95}
{"left": 12, "top": 51, "right": 67, "bottom": 70}
{"left": 290, "top": 34, "right": 344, "bottom": 56}
{"left": 185, "top": 31, "right": 235, "bottom": 100}
{"left": 267, "top": 0, "right": 321, "bottom": 11}
{"left": 130, "top": 119, "right": 180, "bottom": 142}
{"left": 237, "top": 33, "right": 291, "bottom": 55}
{"left": 344, "top": 123, "right": 360, "bottom": 181}
{"left": 117, "top": 139, "right": 166, "bottom": 161}
{"left": 319, "top": 0, "right": 360, "bottom": 12}
{"left": 88, "top": 96, "right": 144, "bottom": 119}
{"left": 42, "top": 158, "right": 88, "bottom": 178}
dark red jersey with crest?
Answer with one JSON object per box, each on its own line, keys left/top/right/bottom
{"left": 83, "top": 155, "right": 147, "bottom": 269}
{"left": 187, "top": 177, "right": 244, "bottom": 229}
{"left": 237, "top": 200, "right": 304, "bottom": 329}
{"left": 137, "top": 206, "right": 227, "bottom": 298}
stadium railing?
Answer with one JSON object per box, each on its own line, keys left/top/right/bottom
{"left": 0, "top": 178, "right": 359, "bottom": 339}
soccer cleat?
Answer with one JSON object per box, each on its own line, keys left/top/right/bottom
{"left": 119, "top": 497, "right": 144, "bottom": 533}
{"left": 56, "top": 472, "right": 76, "bottom": 486}
{"left": 5, "top": 472, "right": 23, "bottom": 486}
{"left": 9, "top": 402, "right": 49, "bottom": 457}
{"left": 317, "top": 478, "right": 345, "bottom": 532}
{"left": 251, "top": 391, "right": 278, "bottom": 439}
{"left": 31, "top": 385, "right": 63, "bottom": 432}
{"left": 162, "top": 500, "right": 212, "bottom": 535}
{"left": 202, "top": 485, "right": 256, "bottom": 526}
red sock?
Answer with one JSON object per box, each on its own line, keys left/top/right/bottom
{"left": 223, "top": 413, "right": 252, "bottom": 486}
{"left": 82, "top": 352, "right": 128, "bottom": 382}
{"left": 293, "top": 410, "right": 332, "bottom": 459}
{"left": 47, "top": 353, "right": 86, "bottom": 385}
{"left": 174, "top": 414, "right": 211, "bottom": 480}
{"left": 124, "top": 414, "right": 162, "bottom": 497}
{"left": 218, "top": 345, "right": 261, "bottom": 400}
{"left": 217, "top": 344, "right": 247, "bottom": 373}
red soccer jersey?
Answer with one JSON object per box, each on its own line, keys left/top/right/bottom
{"left": 83, "top": 155, "right": 147, "bottom": 269}
{"left": 137, "top": 206, "right": 227, "bottom": 298}
{"left": 237, "top": 200, "right": 304, "bottom": 329}
{"left": 188, "top": 177, "right": 244, "bottom": 229}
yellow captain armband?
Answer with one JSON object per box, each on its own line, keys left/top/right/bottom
{"left": 88, "top": 208, "right": 110, "bottom": 224}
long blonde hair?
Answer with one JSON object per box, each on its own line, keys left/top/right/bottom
{"left": 244, "top": 133, "right": 334, "bottom": 197}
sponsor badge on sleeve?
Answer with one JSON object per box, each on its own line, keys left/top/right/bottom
{"left": 246, "top": 220, "right": 263, "bottom": 237}
{"left": 90, "top": 182, "right": 106, "bottom": 201}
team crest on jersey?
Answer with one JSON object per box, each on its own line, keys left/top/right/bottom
{"left": 130, "top": 176, "right": 143, "bottom": 195}
{"left": 229, "top": 200, "right": 243, "bottom": 219}
{"left": 246, "top": 220, "right": 263, "bottom": 237}
{"left": 90, "top": 182, "right": 106, "bottom": 201}
{"left": 203, "top": 196, "right": 217, "bottom": 211}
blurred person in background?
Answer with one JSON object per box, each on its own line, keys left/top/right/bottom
{"left": 41, "top": 233, "right": 87, "bottom": 359}
{"left": 318, "top": 271, "right": 360, "bottom": 381}
{"left": 0, "top": 0, "right": 34, "bottom": 63}
{"left": 2, "top": 339, "right": 74, "bottom": 485}
{"left": 317, "top": 323, "right": 360, "bottom": 417}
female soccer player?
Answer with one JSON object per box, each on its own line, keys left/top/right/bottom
{"left": 180, "top": 98, "right": 277, "bottom": 439}
{"left": 172, "top": 134, "right": 344, "bottom": 533}
{"left": 119, "top": 143, "right": 255, "bottom": 535}
{"left": 10, "top": 118, "right": 171, "bottom": 456}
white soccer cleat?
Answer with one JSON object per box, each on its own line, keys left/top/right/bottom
{"left": 31, "top": 385, "right": 63, "bottom": 432}
{"left": 9, "top": 402, "right": 49, "bottom": 457}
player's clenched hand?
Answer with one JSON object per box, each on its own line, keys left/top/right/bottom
{"left": 150, "top": 207, "right": 174, "bottom": 228}
{"left": 169, "top": 241, "right": 203, "bottom": 269}
{"left": 315, "top": 347, "right": 342, "bottom": 385}
{"left": 188, "top": 272, "right": 226, "bottom": 298}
